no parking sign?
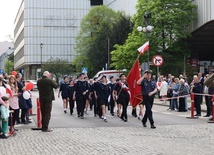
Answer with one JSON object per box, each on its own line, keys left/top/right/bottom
{"left": 152, "top": 55, "right": 164, "bottom": 67}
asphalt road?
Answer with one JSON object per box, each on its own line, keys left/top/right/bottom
{"left": 25, "top": 90, "right": 210, "bottom": 129}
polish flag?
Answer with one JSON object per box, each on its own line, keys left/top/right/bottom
{"left": 137, "top": 41, "right": 149, "bottom": 55}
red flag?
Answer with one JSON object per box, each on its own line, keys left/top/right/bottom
{"left": 137, "top": 41, "right": 149, "bottom": 55}
{"left": 127, "top": 59, "right": 142, "bottom": 108}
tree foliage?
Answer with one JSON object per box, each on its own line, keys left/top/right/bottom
{"left": 4, "top": 60, "right": 14, "bottom": 74}
{"left": 74, "top": 6, "right": 133, "bottom": 77}
{"left": 111, "top": 0, "right": 197, "bottom": 76}
{"left": 42, "top": 57, "right": 75, "bottom": 83}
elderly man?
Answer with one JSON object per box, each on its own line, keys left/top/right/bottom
{"left": 192, "top": 75, "right": 203, "bottom": 116}
{"left": 37, "top": 71, "right": 58, "bottom": 132}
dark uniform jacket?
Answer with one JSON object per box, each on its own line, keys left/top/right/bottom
{"left": 66, "top": 85, "right": 74, "bottom": 98}
{"left": 96, "top": 83, "right": 111, "bottom": 100}
{"left": 192, "top": 82, "right": 203, "bottom": 104}
{"left": 140, "top": 79, "right": 156, "bottom": 97}
{"left": 114, "top": 81, "right": 130, "bottom": 99}
{"left": 59, "top": 82, "right": 69, "bottom": 98}
{"left": 37, "top": 76, "right": 58, "bottom": 103}
{"left": 74, "top": 80, "right": 88, "bottom": 97}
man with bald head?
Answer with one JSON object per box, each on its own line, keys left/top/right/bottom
{"left": 37, "top": 71, "right": 58, "bottom": 132}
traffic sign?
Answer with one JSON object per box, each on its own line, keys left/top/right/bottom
{"left": 81, "top": 67, "right": 88, "bottom": 74}
{"left": 152, "top": 55, "right": 164, "bottom": 66}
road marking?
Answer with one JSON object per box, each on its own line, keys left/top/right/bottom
{"left": 162, "top": 112, "right": 172, "bottom": 115}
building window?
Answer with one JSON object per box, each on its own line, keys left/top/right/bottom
{"left": 90, "top": 0, "right": 103, "bottom": 5}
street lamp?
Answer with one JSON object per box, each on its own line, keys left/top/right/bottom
{"left": 137, "top": 12, "right": 153, "bottom": 70}
{"left": 40, "top": 43, "right": 43, "bottom": 66}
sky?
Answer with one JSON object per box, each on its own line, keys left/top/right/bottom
{"left": 0, "top": 0, "right": 21, "bottom": 42}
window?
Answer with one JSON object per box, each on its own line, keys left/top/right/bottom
{"left": 90, "top": 0, "right": 103, "bottom": 5}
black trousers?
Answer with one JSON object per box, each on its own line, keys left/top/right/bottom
{"left": 69, "top": 97, "right": 75, "bottom": 114}
{"left": 40, "top": 101, "right": 52, "bottom": 131}
{"left": 21, "top": 108, "right": 27, "bottom": 123}
{"left": 76, "top": 95, "right": 86, "bottom": 117}
{"left": 178, "top": 97, "right": 185, "bottom": 112}
{"left": 110, "top": 96, "right": 115, "bottom": 114}
{"left": 205, "top": 96, "right": 212, "bottom": 116}
{"left": 92, "top": 95, "right": 98, "bottom": 115}
{"left": 142, "top": 95, "right": 154, "bottom": 125}
{"left": 119, "top": 97, "right": 129, "bottom": 119}
{"left": 9, "top": 108, "right": 19, "bottom": 126}
{"left": 194, "top": 97, "right": 201, "bottom": 115}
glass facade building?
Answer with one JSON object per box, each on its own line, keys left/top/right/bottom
{"left": 14, "top": 0, "right": 137, "bottom": 79}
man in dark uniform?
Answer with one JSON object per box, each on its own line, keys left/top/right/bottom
{"left": 37, "top": 71, "right": 58, "bottom": 132}
{"left": 73, "top": 73, "right": 88, "bottom": 119}
{"left": 137, "top": 70, "right": 157, "bottom": 129}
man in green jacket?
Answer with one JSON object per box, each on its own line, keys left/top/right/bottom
{"left": 37, "top": 71, "right": 58, "bottom": 132}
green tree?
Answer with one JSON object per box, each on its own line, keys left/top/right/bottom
{"left": 42, "top": 58, "right": 75, "bottom": 83}
{"left": 74, "top": 6, "right": 133, "bottom": 77}
{"left": 111, "top": 0, "right": 197, "bottom": 76}
{"left": 4, "top": 60, "right": 14, "bottom": 74}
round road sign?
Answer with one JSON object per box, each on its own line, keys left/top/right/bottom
{"left": 152, "top": 55, "right": 164, "bottom": 66}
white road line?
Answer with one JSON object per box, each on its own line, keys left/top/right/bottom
{"left": 161, "top": 112, "right": 172, "bottom": 115}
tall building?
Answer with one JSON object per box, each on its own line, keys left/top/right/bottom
{"left": 14, "top": 0, "right": 138, "bottom": 80}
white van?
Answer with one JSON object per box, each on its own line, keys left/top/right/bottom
{"left": 94, "top": 70, "right": 126, "bottom": 80}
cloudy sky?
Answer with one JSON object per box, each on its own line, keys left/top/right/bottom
{"left": 0, "top": 0, "right": 21, "bottom": 42}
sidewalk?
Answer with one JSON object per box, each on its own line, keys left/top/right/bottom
{"left": 153, "top": 97, "right": 208, "bottom": 112}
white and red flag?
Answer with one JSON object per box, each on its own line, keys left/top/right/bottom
{"left": 137, "top": 41, "right": 149, "bottom": 55}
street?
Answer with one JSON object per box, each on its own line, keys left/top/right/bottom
{"left": 1, "top": 91, "right": 214, "bottom": 155}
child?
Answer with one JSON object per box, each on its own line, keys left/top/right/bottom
{"left": 0, "top": 96, "right": 13, "bottom": 138}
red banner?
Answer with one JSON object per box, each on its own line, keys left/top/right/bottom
{"left": 127, "top": 59, "right": 142, "bottom": 108}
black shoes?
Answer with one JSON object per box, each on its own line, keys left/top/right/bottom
{"left": 203, "top": 115, "right": 210, "bottom": 117}
{"left": 142, "top": 123, "right": 147, "bottom": 127}
{"left": 151, "top": 125, "right": 156, "bottom": 129}
{"left": 142, "top": 123, "right": 156, "bottom": 129}
{"left": 123, "top": 118, "right": 127, "bottom": 122}
{"left": 132, "top": 114, "right": 137, "bottom": 117}
{"left": 0, "top": 134, "right": 8, "bottom": 139}
{"left": 195, "top": 114, "right": 201, "bottom": 116}
{"left": 42, "top": 128, "right": 53, "bottom": 132}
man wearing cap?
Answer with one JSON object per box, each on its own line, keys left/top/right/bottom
{"left": 73, "top": 73, "right": 88, "bottom": 119}
{"left": 37, "top": 71, "right": 58, "bottom": 132}
{"left": 137, "top": 70, "right": 157, "bottom": 129}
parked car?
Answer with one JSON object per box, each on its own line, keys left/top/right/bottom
{"left": 25, "top": 80, "right": 37, "bottom": 90}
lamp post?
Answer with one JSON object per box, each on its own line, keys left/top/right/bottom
{"left": 137, "top": 12, "right": 153, "bottom": 70}
{"left": 40, "top": 43, "right": 43, "bottom": 67}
